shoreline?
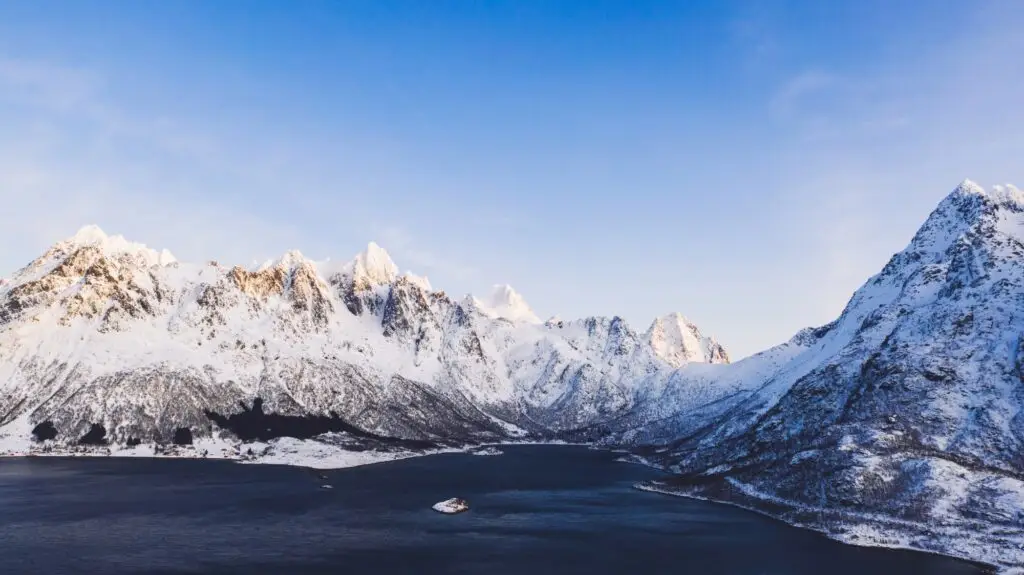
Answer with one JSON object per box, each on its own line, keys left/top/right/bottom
{"left": 633, "top": 481, "right": 1012, "bottom": 574}
{"left": 0, "top": 435, "right": 459, "bottom": 470}
{"left": 0, "top": 435, "right": 602, "bottom": 470}
{"left": 618, "top": 453, "right": 1010, "bottom": 573}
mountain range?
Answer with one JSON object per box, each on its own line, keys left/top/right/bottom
{"left": 0, "top": 223, "right": 729, "bottom": 449}
{"left": 1, "top": 180, "right": 1022, "bottom": 571}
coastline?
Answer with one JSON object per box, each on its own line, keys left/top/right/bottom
{"left": 0, "top": 434, "right": 464, "bottom": 470}
{"left": 633, "top": 480, "right": 1015, "bottom": 574}
{"left": 0, "top": 432, "right": 602, "bottom": 470}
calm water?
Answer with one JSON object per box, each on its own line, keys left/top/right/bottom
{"left": 0, "top": 446, "right": 988, "bottom": 575}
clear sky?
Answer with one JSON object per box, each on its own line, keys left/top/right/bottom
{"left": 1, "top": 1, "right": 1022, "bottom": 359}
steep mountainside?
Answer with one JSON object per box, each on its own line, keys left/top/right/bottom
{"left": 0, "top": 226, "right": 730, "bottom": 450}
{"left": 638, "top": 181, "right": 1024, "bottom": 571}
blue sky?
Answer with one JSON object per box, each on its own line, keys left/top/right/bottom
{"left": 1, "top": 1, "right": 1022, "bottom": 358}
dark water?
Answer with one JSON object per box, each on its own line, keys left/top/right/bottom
{"left": 0, "top": 446, "right": 987, "bottom": 575}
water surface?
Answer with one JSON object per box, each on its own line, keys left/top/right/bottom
{"left": 0, "top": 445, "right": 988, "bottom": 574}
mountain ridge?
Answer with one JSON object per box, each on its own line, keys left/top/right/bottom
{"left": 0, "top": 224, "right": 731, "bottom": 450}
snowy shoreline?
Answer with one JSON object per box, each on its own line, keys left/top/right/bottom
{"left": 634, "top": 481, "right": 1016, "bottom": 574}
{"left": 0, "top": 433, "right": 608, "bottom": 470}
{"left": 0, "top": 434, "right": 465, "bottom": 470}
{"left": 605, "top": 452, "right": 1019, "bottom": 573}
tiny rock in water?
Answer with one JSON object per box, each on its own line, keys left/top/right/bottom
{"left": 432, "top": 497, "right": 469, "bottom": 514}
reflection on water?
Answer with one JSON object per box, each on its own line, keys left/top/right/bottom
{"left": 0, "top": 446, "right": 989, "bottom": 575}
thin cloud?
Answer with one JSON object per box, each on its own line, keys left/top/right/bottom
{"left": 0, "top": 57, "right": 99, "bottom": 111}
{"left": 769, "top": 70, "right": 840, "bottom": 119}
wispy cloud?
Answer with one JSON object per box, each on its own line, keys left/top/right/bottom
{"left": 768, "top": 69, "right": 915, "bottom": 145}
{"left": 0, "top": 56, "right": 219, "bottom": 161}
{"left": 0, "top": 57, "right": 99, "bottom": 110}
{"left": 768, "top": 70, "right": 839, "bottom": 119}
{"left": 726, "top": 2, "right": 785, "bottom": 74}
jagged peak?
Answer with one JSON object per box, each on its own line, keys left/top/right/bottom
{"left": 952, "top": 178, "right": 985, "bottom": 198}
{"left": 347, "top": 241, "right": 399, "bottom": 286}
{"left": 899, "top": 180, "right": 1024, "bottom": 260}
{"left": 942, "top": 179, "right": 1023, "bottom": 212}
{"left": 490, "top": 284, "right": 518, "bottom": 302}
{"left": 645, "top": 311, "right": 728, "bottom": 366}
{"left": 258, "top": 249, "right": 309, "bottom": 271}
{"left": 60, "top": 225, "right": 176, "bottom": 267}
{"left": 71, "top": 224, "right": 108, "bottom": 244}
{"left": 474, "top": 284, "right": 541, "bottom": 324}
{"left": 648, "top": 311, "right": 697, "bottom": 330}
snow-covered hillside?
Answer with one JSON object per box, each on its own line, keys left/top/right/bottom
{"left": 0, "top": 225, "right": 730, "bottom": 452}
{"left": 638, "top": 180, "right": 1024, "bottom": 571}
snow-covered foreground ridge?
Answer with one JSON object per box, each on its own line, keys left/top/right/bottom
{"left": 636, "top": 180, "right": 1024, "bottom": 571}
{"left": 0, "top": 222, "right": 729, "bottom": 450}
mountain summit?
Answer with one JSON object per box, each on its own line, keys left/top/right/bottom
{"left": 475, "top": 284, "right": 541, "bottom": 324}
{"left": 645, "top": 312, "right": 729, "bottom": 367}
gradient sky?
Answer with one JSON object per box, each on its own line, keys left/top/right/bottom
{"left": 1, "top": 0, "right": 1022, "bottom": 359}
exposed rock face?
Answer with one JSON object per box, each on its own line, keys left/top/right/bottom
{"left": 229, "top": 256, "right": 335, "bottom": 331}
{"left": 0, "top": 227, "right": 730, "bottom": 450}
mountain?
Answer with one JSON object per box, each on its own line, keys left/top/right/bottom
{"left": 636, "top": 180, "right": 1024, "bottom": 571}
{"left": 0, "top": 225, "right": 730, "bottom": 452}
{"left": 5, "top": 180, "right": 1024, "bottom": 569}
{"left": 645, "top": 312, "right": 729, "bottom": 366}
{"left": 475, "top": 284, "right": 542, "bottom": 324}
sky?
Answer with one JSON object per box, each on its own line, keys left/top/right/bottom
{"left": 0, "top": 1, "right": 1022, "bottom": 359}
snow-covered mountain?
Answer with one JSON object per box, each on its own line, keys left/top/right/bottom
{"left": 5, "top": 179, "right": 1024, "bottom": 570}
{"left": 475, "top": 284, "right": 541, "bottom": 324}
{"left": 637, "top": 180, "right": 1024, "bottom": 571}
{"left": 0, "top": 225, "right": 730, "bottom": 450}
{"left": 645, "top": 312, "right": 729, "bottom": 366}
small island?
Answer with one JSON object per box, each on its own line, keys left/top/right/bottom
{"left": 432, "top": 497, "right": 469, "bottom": 514}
